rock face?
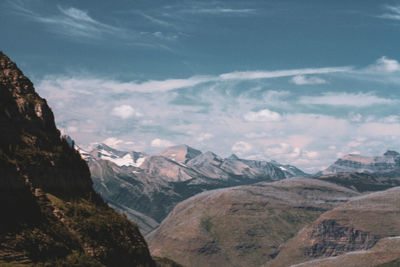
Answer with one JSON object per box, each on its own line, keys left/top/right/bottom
{"left": 267, "top": 187, "right": 400, "bottom": 267}
{"left": 146, "top": 178, "right": 359, "bottom": 267}
{"left": 86, "top": 144, "right": 309, "bottom": 234}
{"left": 0, "top": 51, "right": 155, "bottom": 266}
{"left": 323, "top": 151, "right": 400, "bottom": 176}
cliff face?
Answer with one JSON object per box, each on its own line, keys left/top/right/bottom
{"left": 267, "top": 187, "right": 400, "bottom": 267}
{"left": 0, "top": 51, "right": 155, "bottom": 266}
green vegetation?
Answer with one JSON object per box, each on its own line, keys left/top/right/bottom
{"left": 200, "top": 217, "right": 213, "bottom": 233}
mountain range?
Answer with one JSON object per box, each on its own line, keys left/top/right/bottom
{"left": 82, "top": 143, "right": 308, "bottom": 234}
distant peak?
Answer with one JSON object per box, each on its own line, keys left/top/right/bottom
{"left": 383, "top": 150, "right": 399, "bottom": 157}
{"left": 161, "top": 144, "right": 202, "bottom": 164}
{"left": 227, "top": 154, "right": 240, "bottom": 160}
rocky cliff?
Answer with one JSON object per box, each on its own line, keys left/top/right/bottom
{"left": 267, "top": 187, "right": 400, "bottom": 267}
{"left": 0, "top": 51, "right": 155, "bottom": 266}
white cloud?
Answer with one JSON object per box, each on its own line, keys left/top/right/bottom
{"left": 243, "top": 109, "right": 281, "bottom": 122}
{"left": 299, "top": 92, "right": 396, "bottom": 107}
{"left": 190, "top": 8, "right": 255, "bottom": 15}
{"left": 196, "top": 133, "right": 214, "bottom": 142}
{"left": 219, "top": 67, "right": 350, "bottom": 81}
{"left": 290, "top": 75, "right": 326, "bottom": 85}
{"left": 367, "top": 57, "right": 400, "bottom": 73}
{"left": 232, "top": 141, "right": 253, "bottom": 154}
{"left": 150, "top": 138, "right": 175, "bottom": 148}
{"left": 37, "top": 66, "right": 351, "bottom": 94}
{"left": 379, "top": 4, "right": 400, "bottom": 21}
{"left": 111, "top": 105, "right": 142, "bottom": 119}
{"left": 103, "top": 137, "right": 124, "bottom": 148}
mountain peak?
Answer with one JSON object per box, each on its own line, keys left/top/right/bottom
{"left": 160, "top": 144, "right": 202, "bottom": 164}
{"left": 383, "top": 150, "right": 399, "bottom": 157}
{"left": 227, "top": 154, "right": 240, "bottom": 160}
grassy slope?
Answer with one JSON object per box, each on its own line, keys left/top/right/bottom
{"left": 147, "top": 178, "right": 359, "bottom": 267}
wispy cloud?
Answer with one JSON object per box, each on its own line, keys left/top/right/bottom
{"left": 219, "top": 67, "right": 350, "bottom": 80}
{"left": 188, "top": 7, "right": 256, "bottom": 15}
{"left": 299, "top": 92, "right": 396, "bottom": 107}
{"left": 290, "top": 75, "right": 326, "bottom": 85}
{"left": 39, "top": 66, "right": 351, "bottom": 94}
{"left": 8, "top": 1, "right": 125, "bottom": 40}
{"left": 243, "top": 109, "right": 281, "bottom": 122}
{"left": 6, "top": 0, "right": 176, "bottom": 48}
{"left": 379, "top": 4, "right": 400, "bottom": 20}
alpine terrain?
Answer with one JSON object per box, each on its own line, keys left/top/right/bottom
{"left": 83, "top": 144, "right": 308, "bottom": 234}
{"left": 0, "top": 52, "right": 156, "bottom": 266}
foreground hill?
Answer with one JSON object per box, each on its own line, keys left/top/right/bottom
{"left": 146, "top": 178, "right": 359, "bottom": 267}
{"left": 267, "top": 187, "right": 400, "bottom": 267}
{"left": 86, "top": 144, "right": 308, "bottom": 234}
{"left": 0, "top": 52, "right": 155, "bottom": 266}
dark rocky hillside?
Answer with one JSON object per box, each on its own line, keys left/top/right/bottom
{"left": 0, "top": 51, "right": 155, "bottom": 266}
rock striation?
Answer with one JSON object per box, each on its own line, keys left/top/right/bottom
{"left": 323, "top": 151, "right": 400, "bottom": 176}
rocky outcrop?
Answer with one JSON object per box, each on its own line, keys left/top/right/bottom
{"left": 0, "top": 51, "right": 155, "bottom": 266}
{"left": 267, "top": 187, "right": 400, "bottom": 267}
{"left": 304, "top": 219, "right": 378, "bottom": 257}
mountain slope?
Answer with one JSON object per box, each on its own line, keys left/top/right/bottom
{"left": 267, "top": 187, "right": 400, "bottom": 267}
{"left": 323, "top": 151, "right": 400, "bottom": 176}
{"left": 0, "top": 51, "right": 155, "bottom": 266}
{"left": 87, "top": 144, "right": 309, "bottom": 234}
{"left": 146, "top": 178, "right": 359, "bottom": 267}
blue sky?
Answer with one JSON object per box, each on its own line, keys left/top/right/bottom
{"left": 1, "top": 0, "right": 400, "bottom": 172}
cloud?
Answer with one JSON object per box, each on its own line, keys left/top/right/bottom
{"left": 232, "top": 141, "right": 253, "bottom": 155}
{"left": 8, "top": 1, "right": 126, "bottom": 40}
{"left": 150, "top": 138, "right": 175, "bottom": 148}
{"left": 290, "top": 75, "right": 326, "bottom": 85}
{"left": 299, "top": 92, "right": 396, "bottom": 107}
{"left": 219, "top": 67, "right": 350, "bottom": 81}
{"left": 379, "top": 4, "right": 400, "bottom": 21}
{"left": 111, "top": 105, "right": 142, "bottom": 119}
{"left": 367, "top": 56, "right": 400, "bottom": 73}
{"left": 37, "top": 65, "right": 350, "bottom": 94}
{"left": 196, "top": 133, "right": 214, "bottom": 142}
{"left": 189, "top": 8, "right": 255, "bottom": 15}
{"left": 243, "top": 109, "right": 281, "bottom": 122}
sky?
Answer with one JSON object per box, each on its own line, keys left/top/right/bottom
{"left": 1, "top": 0, "right": 400, "bottom": 172}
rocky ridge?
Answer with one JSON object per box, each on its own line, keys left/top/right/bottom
{"left": 0, "top": 51, "right": 155, "bottom": 266}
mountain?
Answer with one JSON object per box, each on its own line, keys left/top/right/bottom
{"left": 315, "top": 172, "right": 400, "bottom": 193}
{"left": 323, "top": 151, "right": 400, "bottom": 176}
{"left": 267, "top": 187, "right": 400, "bottom": 267}
{"left": 87, "top": 144, "right": 309, "bottom": 234}
{"left": 146, "top": 178, "right": 360, "bottom": 267}
{"left": 0, "top": 51, "right": 155, "bottom": 266}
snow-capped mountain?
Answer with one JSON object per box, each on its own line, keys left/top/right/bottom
{"left": 82, "top": 144, "right": 309, "bottom": 234}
